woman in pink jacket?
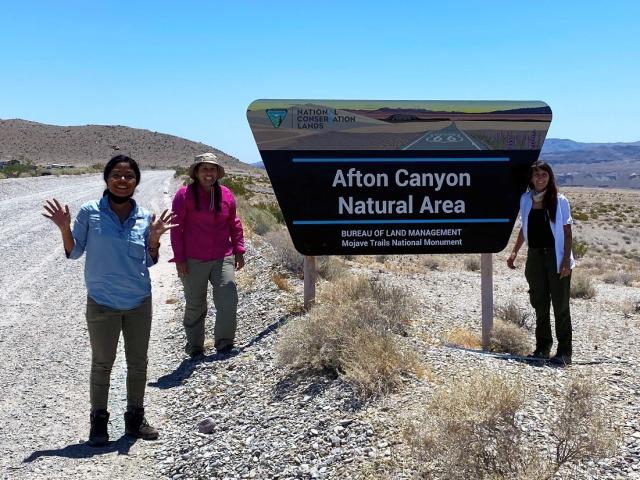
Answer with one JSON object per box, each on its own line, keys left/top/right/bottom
{"left": 171, "top": 153, "right": 245, "bottom": 358}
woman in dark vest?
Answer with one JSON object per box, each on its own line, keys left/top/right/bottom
{"left": 507, "top": 160, "right": 575, "bottom": 366}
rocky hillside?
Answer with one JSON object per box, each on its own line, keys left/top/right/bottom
{"left": 541, "top": 138, "right": 640, "bottom": 188}
{"left": 0, "top": 118, "right": 250, "bottom": 173}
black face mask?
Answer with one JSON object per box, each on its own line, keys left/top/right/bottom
{"left": 107, "top": 190, "right": 133, "bottom": 204}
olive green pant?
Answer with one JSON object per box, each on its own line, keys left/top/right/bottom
{"left": 86, "top": 296, "right": 152, "bottom": 411}
{"left": 181, "top": 256, "right": 238, "bottom": 354}
{"left": 524, "top": 248, "right": 572, "bottom": 355}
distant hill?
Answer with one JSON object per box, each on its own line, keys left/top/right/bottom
{"left": 0, "top": 118, "right": 253, "bottom": 173}
{"left": 1, "top": 118, "right": 638, "bottom": 188}
{"left": 540, "top": 138, "right": 640, "bottom": 188}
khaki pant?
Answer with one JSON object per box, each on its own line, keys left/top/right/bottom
{"left": 181, "top": 256, "right": 238, "bottom": 354}
{"left": 525, "top": 247, "right": 572, "bottom": 355}
{"left": 86, "top": 296, "right": 152, "bottom": 411}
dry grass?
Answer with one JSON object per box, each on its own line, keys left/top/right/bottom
{"left": 404, "top": 371, "right": 534, "bottom": 479}
{"left": 271, "top": 272, "right": 291, "bottom": 292}
{"left": 570, "top": 271, "right": 596, "bottom": 299}
{"left": 276, "top": 275, "right": 418, "bottom": 399}
{"left": 464, "top": 255, "right": 481, "bottom": 272}
{"left": 316, "top": 256, "right": 348, "bottom": 281}
{"left": 403, "top": 371, "right": 620, "bottom": 480}
{"left": 496, "top": 301, "right": 532, "bottom": 331}
{"left": 549, "top": 375, "right": 620, "bottom": 471}
{"left": 265, "top": 228, "right": 304, "bottom": 276}
{"left": 602, "top": 272, "right": 634, "bottom": 286}
{"left": 489, "top": 319, "right": 531, "bottom": 356}
{"left": 622, "top": 300, "right": 640, "bottom": 317}
{"left": 443, "top": 326, "right": 482, "bottom": 349}
{"left": 420, "top": 256, "right": 441, "bottom": 271}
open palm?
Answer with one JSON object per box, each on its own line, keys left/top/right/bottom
{"left": 42, "top": 198, "right": 71, "bottom": 230}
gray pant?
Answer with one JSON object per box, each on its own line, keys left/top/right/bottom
{"left": 86, "top": 296, "right": 152, "bottom": 411}
{"left": 181, "top": 256, "right": 238, "bottom": 354}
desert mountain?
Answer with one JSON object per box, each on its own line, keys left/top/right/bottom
{"left": 541, "top": 138, "right": 640, "bottom": 188}
{"left": 0, "top": 118, "right": 251, "bottom": 173}
{"left": 1, "top": 119, "right": 638, "bottom": 187}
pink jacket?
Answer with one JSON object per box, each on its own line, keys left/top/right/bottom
{"left": 170, "top": 184, "right": 245, "bottom": 263}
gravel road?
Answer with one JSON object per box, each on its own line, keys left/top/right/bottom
{"left": 0, "top": 171, "right": 180, "bottom": 479}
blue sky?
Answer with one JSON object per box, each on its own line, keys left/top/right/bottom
{"left": 1, "top": 1, "right": 638, "bottom": 164}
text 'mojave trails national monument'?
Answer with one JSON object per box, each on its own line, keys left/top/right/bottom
{"left": 247, "top": 100, "right": 551, "bottom": 256}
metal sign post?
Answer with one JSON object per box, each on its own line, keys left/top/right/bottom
{"left": 481, "top": 253, "right": 494, "bottom": 350}
{"left": 303, "top": 256, "right": 316, "bottom": 310}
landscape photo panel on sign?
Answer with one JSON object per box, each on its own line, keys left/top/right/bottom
{"left": 247, "top": 100, "right": 552, "bottom": 256}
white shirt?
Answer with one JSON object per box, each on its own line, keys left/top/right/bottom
{"left": 519, "top": 191, "right": 576, "bottom": 273}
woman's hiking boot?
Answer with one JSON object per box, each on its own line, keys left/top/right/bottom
{"left": 88, "top": 409, "right": 110, "bottom": 447}
{"left": 124, "top": 406, "right": 159, "bottom": 440}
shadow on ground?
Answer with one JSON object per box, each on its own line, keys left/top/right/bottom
{"left": 149, "top": 314, "right": 291, "bottom": 389}
{"left": 23, "top": 435, "right": 138, "bottom": 462}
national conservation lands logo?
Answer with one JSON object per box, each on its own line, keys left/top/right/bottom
{"left": 266, "top": 106, "right": 357, "bottom": 129}
{"left": 266, "top": 109, "right": 288, "bottom": 128}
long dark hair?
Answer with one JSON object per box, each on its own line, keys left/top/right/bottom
{"left": 190, "top": 164, "right": 222, "bottom": 212}
{"left": 528, "top": 160, "right": 558, "bottom": 222}
{"left": 102, "top": 155, "right": 141, "bottom": 197}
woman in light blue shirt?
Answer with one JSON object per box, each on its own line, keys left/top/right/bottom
{"left": 43, "top": 155, "right": 175, "bottom": 446}
{"left": 507, "top": 160, "right": 575, "bottom": 366}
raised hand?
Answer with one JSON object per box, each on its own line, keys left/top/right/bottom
{"left": 42, "top": 198, "right": 71, "bottom": 230}
{"left": 149, "top": 209, "right": 177, "bottom": 243}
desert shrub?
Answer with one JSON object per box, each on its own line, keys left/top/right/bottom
{"left": 253, "top": 201, "right": 284, "bottom": 224}
{"left": 570, "top": 271, "right": 596, "bottom": 299}
{"left": 404, "top": 371, "right": 534, "bottom": 479}
{"left": 173, "top": 166, "right": 189, "bottom": 178}
{"left": 404, "top": 372, "right": 619, "bottom": 480}
{"left": 265, "top": 229, "right": 303, "bottom": 275}
{"left": 572, "top": 239, "right": 588, "bottom": 259}
{"left": 622, "top": 300, "right": 640, "bottom": 316}
{"left": 464, "top": 255, "right": 481, "bottom": 272}
{"left": 1, "top": 163, "right": 36, "bottom": 177}
{"left": 315, "top": 256, "right": 347, "bottom": 281}
{"left": 572, "top": 210, "right": 589, "bottom": 221}
{"left": 420, "top": 256, "right": 440, "bottom": 271}
{"left": 443, "top": 326, "right": 481, "bottom": 349}
{"left": 276, "top": 275, "right": 417, "bottom": 399}
{"left": 549, "top": 376, "right": 620, "bottom": 472}
{"left": 602, "top": 272, "right": 634, "bottom": 286}
{"left": 220, "top": 175, "right": 250, "bottom": 197}
{"left": 240, "top": 203, "right": 279, "bottom": 235}
{"left": 272, "top": 272, "right": 291, "bottom": 292}
{"left": 489, "top": 319, "right": 530, "bottom": 356}
{"left": 340, "top": 328, "right": 417, "bottom": 399}
{"left": 375, "top": 254, "right": 388, "bottom": 263}
{"left": 496, "top": 300, "right": 532, "bottom": 330}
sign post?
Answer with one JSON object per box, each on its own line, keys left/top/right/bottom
{"left": 481, "top": 253, "right": 494, "bottom": 349}
{"left": 248, "top": 100, "right": 551, "bottom": 348}
{"left": 303, "top": 256, "right": 316, "bottom": 310}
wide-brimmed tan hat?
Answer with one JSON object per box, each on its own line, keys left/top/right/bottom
{"left": 188, "top": 153, "right": 225, "bottom": 179}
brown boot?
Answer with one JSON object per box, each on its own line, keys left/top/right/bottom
{"left": 124, "top": 407, "right": 159, "bottom": 440}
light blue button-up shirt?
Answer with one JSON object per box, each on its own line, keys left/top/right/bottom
{"left": 68, "top": 196, "right": 155, "bottom": 310}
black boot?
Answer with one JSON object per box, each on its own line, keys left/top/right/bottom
{"left": 124, "top": 406, "right": 159, "bottom": 440}
{"left": 88, "top": 409, "right": 109, "bottom": 447}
